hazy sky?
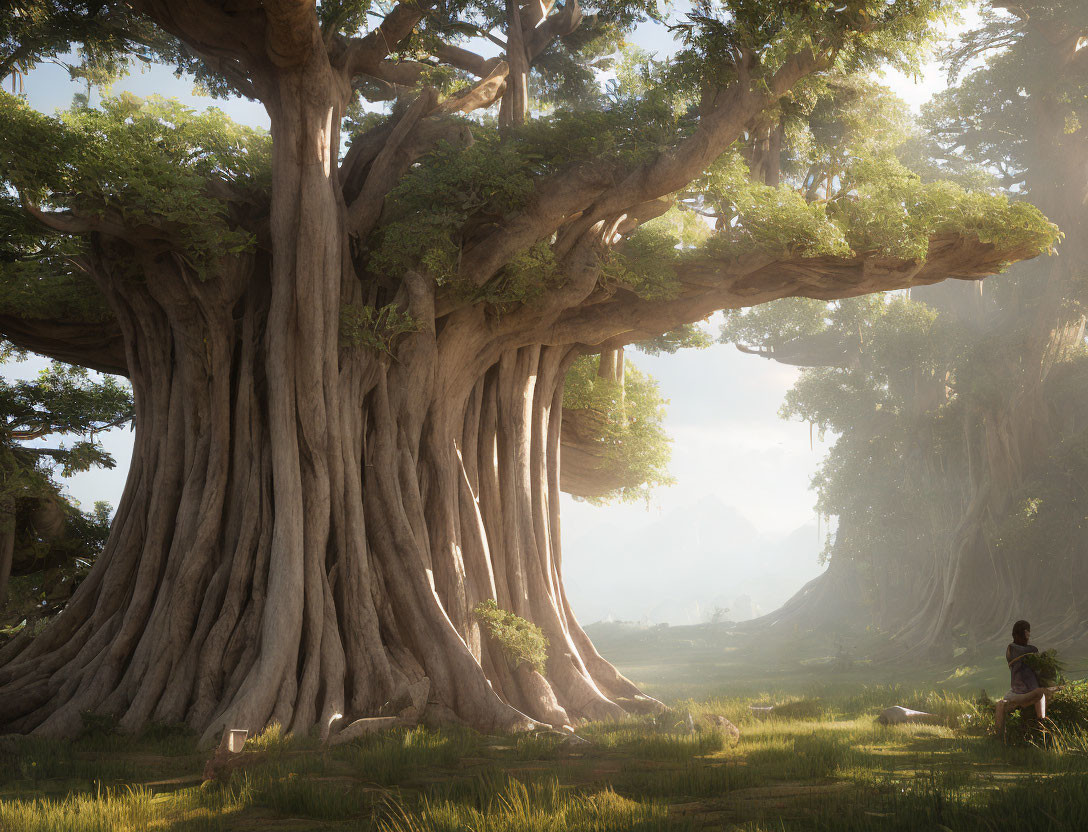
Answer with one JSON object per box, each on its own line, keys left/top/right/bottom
{"left": 10, "top": 5, "right": 974, "bottom": 618}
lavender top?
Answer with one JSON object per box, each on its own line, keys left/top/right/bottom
{"left": 1007, "top": 643, "right": 1040, "bottom": 694}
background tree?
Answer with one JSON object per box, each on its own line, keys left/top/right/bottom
{"left": 725, "top": 0, "right": 1088, "bottom": 656}
{"left": 0, "top": 0, "right": 1057, "bottom": 742}
{"left": 0, "top": 354, "right": 130, "bottom": 624}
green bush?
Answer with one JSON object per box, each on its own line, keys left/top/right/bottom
{"left": 472, "top": 599, "right": 548, "bottom": 674}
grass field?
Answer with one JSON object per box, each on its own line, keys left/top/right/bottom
{"left": 3, "top": 623, "right": 1087, "bottom": 831}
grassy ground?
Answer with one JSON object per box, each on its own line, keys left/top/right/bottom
{"left": 4, "top": 625, "right": 1088, "bottom": 831}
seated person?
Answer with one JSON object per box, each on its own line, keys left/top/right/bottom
{"left": 995, "top": 619, "right": 1048, "bottom": 740}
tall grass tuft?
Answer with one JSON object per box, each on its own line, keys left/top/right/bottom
{"left": 377, "top": 774, "right": 690, "bottom": 832}
{"left": 235, "top": 763, "right": 372, "bottom": 820}
{"left": 347, "top": 725, "right": 482, "bottom": 785}
{"left": 0, "top": 785, "right": 156, "bottom": 832}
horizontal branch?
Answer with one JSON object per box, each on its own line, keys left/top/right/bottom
{"left": 128, "top": 0, "right": 266, "bottom": 67}
{"left": 21, "top": 198, "right": 179, "bottom": 248}
{"left": 0, "top": 314, "right": 127, "bottom": 376}
{"left": 434, "top": 44, "right": 503, "bottom": 77}
{"left": 542, "top": 232, "right": 1042, "bottom": 349}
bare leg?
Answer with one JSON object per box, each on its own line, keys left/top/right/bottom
{"left": 995, "top": 700, "right": 1007, "bottom": 740}
{"left": 1036, "top": 692, "right": 1046, "bottom": 720}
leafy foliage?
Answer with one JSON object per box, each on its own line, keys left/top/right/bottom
{"left": 691, "top": 146, "right": 1056, "bottom": 265}
{"left": 339, "top": 303, "right": 421, "bottom": 354}
{"left": 0, "top": 358, "right": 128, "bottom": 627}
{"left": 563, "top": 355, "right": 674, "bottom": 504}
{"left": 0, "top": 92, "right": 269, "bottom": 278}
{"left": 1021, "top": 650, "right": 1066, "bottom": 687}
{"left": 634, "top": 324, "right": 714, "bottom": 356}
{"left": 601, "top": 227, "right": 682, "bottom": 300}
{"left": 672, "top": 0, "right": 961, "bottom": 94}
{"left": 471, "top": 599, "right": 549, "bottom": 674}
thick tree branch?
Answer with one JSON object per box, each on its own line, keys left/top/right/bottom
{"left": 347, "top": 88, "right": 438, "bottom": 239}
{"left": 499, "top": 0, "right": 530, "bottom": 128}
{"left": 543, "top": 233, "right": 1041, "bottom": 348}
{"left": 22, "top": 198, "right": 156, "bottom": 244}
{"left": 526, "top": 0, "right": 582, "bottom": 59}
{"left": 555, "top": 49, "right": 827, "bottom": 260}
{"left": 22, "top": 197, "right": 178, "bottom": 249}
{"left": 263, "top": 0, "right": 320, "bottom": 67}
{"left": 434, "top": 44, "right": 503, "bottom": 77}
{"left": 127, "top": 0, "right": 266, "bottom": 66}
{"left": 339, "top": 1, "right": 436, "bottom": 78}
{"left": 0, "top": 314, "right": 127, "bottom": 376}
{"left": 179, "top": 42, "right": 259, "bottom": 98}
{"left": 436, "top": 61, "right": 509, "bottom": 114}
{"left": 458, "top": 163, "right": 616, "bottom": 286}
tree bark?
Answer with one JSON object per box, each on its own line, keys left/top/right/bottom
{"left": 0, "top": 198, "right": 658, "bottom": 741}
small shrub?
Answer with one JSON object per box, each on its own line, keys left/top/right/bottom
{"left": 339, "top": 302, "right": 420, "bottom": 353}
{"left": 957, "top": 690, "right": 995, "bottom": 735}
{"left": 243, "top": 722, "right": 299, "bottom": 753}
{"left": 472, "top": 599, "right": 548, "bottom": 673}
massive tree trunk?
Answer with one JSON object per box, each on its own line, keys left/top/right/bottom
{"left": 0, "top": 68, "right": 658, "bottom": 741}
{"left": 0, "top": 278, "right": 654, "bottom": 742}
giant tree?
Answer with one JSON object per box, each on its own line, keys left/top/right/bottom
{"left": 0, "top": 0, "right": 1057, "bottom": 741}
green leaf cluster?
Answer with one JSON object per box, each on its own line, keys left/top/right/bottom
{"left": 0, "top": 92, "right": 269, "bottom": 278}
{"left": 1021, "top": 650, "right": 1066, "bottom": 687}
{"left": 339, "top": 303, "right": 421, "bottom": 354}
{"left": 0, "top": 193, "right": 112, "bottom": 323}
{"left": 471, "top": 599, "right": 549, "bottom": 674}
{"left": 563, "top": 355, "right": 674, "bottom": 504}
{"left": 829, "top": 155, "right": 1059, "bottom": 260}
{"left": 602, "top": 228, "right": 683, "bottom": 300}
{"left": 0, "top": 358, "right": 127, "bottom": 628}
{"left": 634, "top": 323, "right": 714, "bottom": 355}
{"left": 371, "top": 133, "right": 534, "bottom": 285}
{"left": 691, "top": 148, "right": 1058, "bottom": 265}
{"left": 672, "top": 0, "right": 960, "bottom": 95}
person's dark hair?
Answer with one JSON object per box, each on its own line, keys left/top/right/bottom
{"left": 1012, "top": 620, "right": 1031, "bottom": 644}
